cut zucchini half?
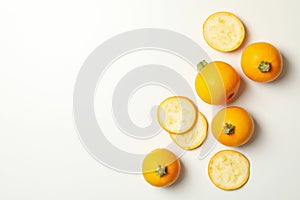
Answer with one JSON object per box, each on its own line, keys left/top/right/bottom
{"left": 157, "top": 96, "right": 197, "bottom": 134}
{"left": 208, "top": 150, "right": 250, "bottom": 190}
{"left": 169, "top": 112, "right": 208, "bottom": 150}
{"left": 203, "top": 12, "right": 245, "bottom": 52}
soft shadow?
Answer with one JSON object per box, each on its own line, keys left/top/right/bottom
{"left": 271, "top": 53, "right": 289, "bottom": 83}
{"left": 232, "top": 76, "right": 248, "bottom": 104}
{"left": 237, "top": 21, "right": 250, "bottom": 51}
{"left": 239, "top": 117, "right": 261, "bottom": 148}
{"left": 234, "top": 76, "right": 248, "bottom": 101}
{"left": 164, "top": 161, "right": 186, "bottom": 189}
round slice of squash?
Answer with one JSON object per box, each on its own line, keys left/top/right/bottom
{"left": 208, "top": 150, "right": 250, "bottom": 190}
{"left": 169, "top": 112, "right": 207, "bottom": 150}
{"left": 203, "top": 11, "right": 245, "bottom": 52}
{"left": 157, "top": 96, "right": 197, "bottom": 134}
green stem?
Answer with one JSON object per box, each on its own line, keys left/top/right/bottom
{"left": 155, "top": 165, "right": 167, "bottom": 177}
{"left": 223, "top": 123, "right": 235, "bottom": 135}
{"left": 197, "top": 60, "right": 208, "bottom": 71}
{"left": 258, "top": 61, "right": 271, "bottom": 72}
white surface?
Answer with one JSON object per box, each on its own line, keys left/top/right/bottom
{"left": 1, "top": 0, "right": 300, "bottom": 199}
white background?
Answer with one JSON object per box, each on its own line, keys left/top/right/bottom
{"left": 1, "top": 0, "right": 300, "bottom": 199}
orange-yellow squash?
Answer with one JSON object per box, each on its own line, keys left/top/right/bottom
{"left": 241, "top": 42, "right": 283, "bottom": 82}
{"left": 211, "top": 106, "right": 254, "bottom": 147}
{"left": 195, "top": 60, "right": 240, "bottom": 105}
{"left": 142, "top": 148, "right": 181, "bottom": 187}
